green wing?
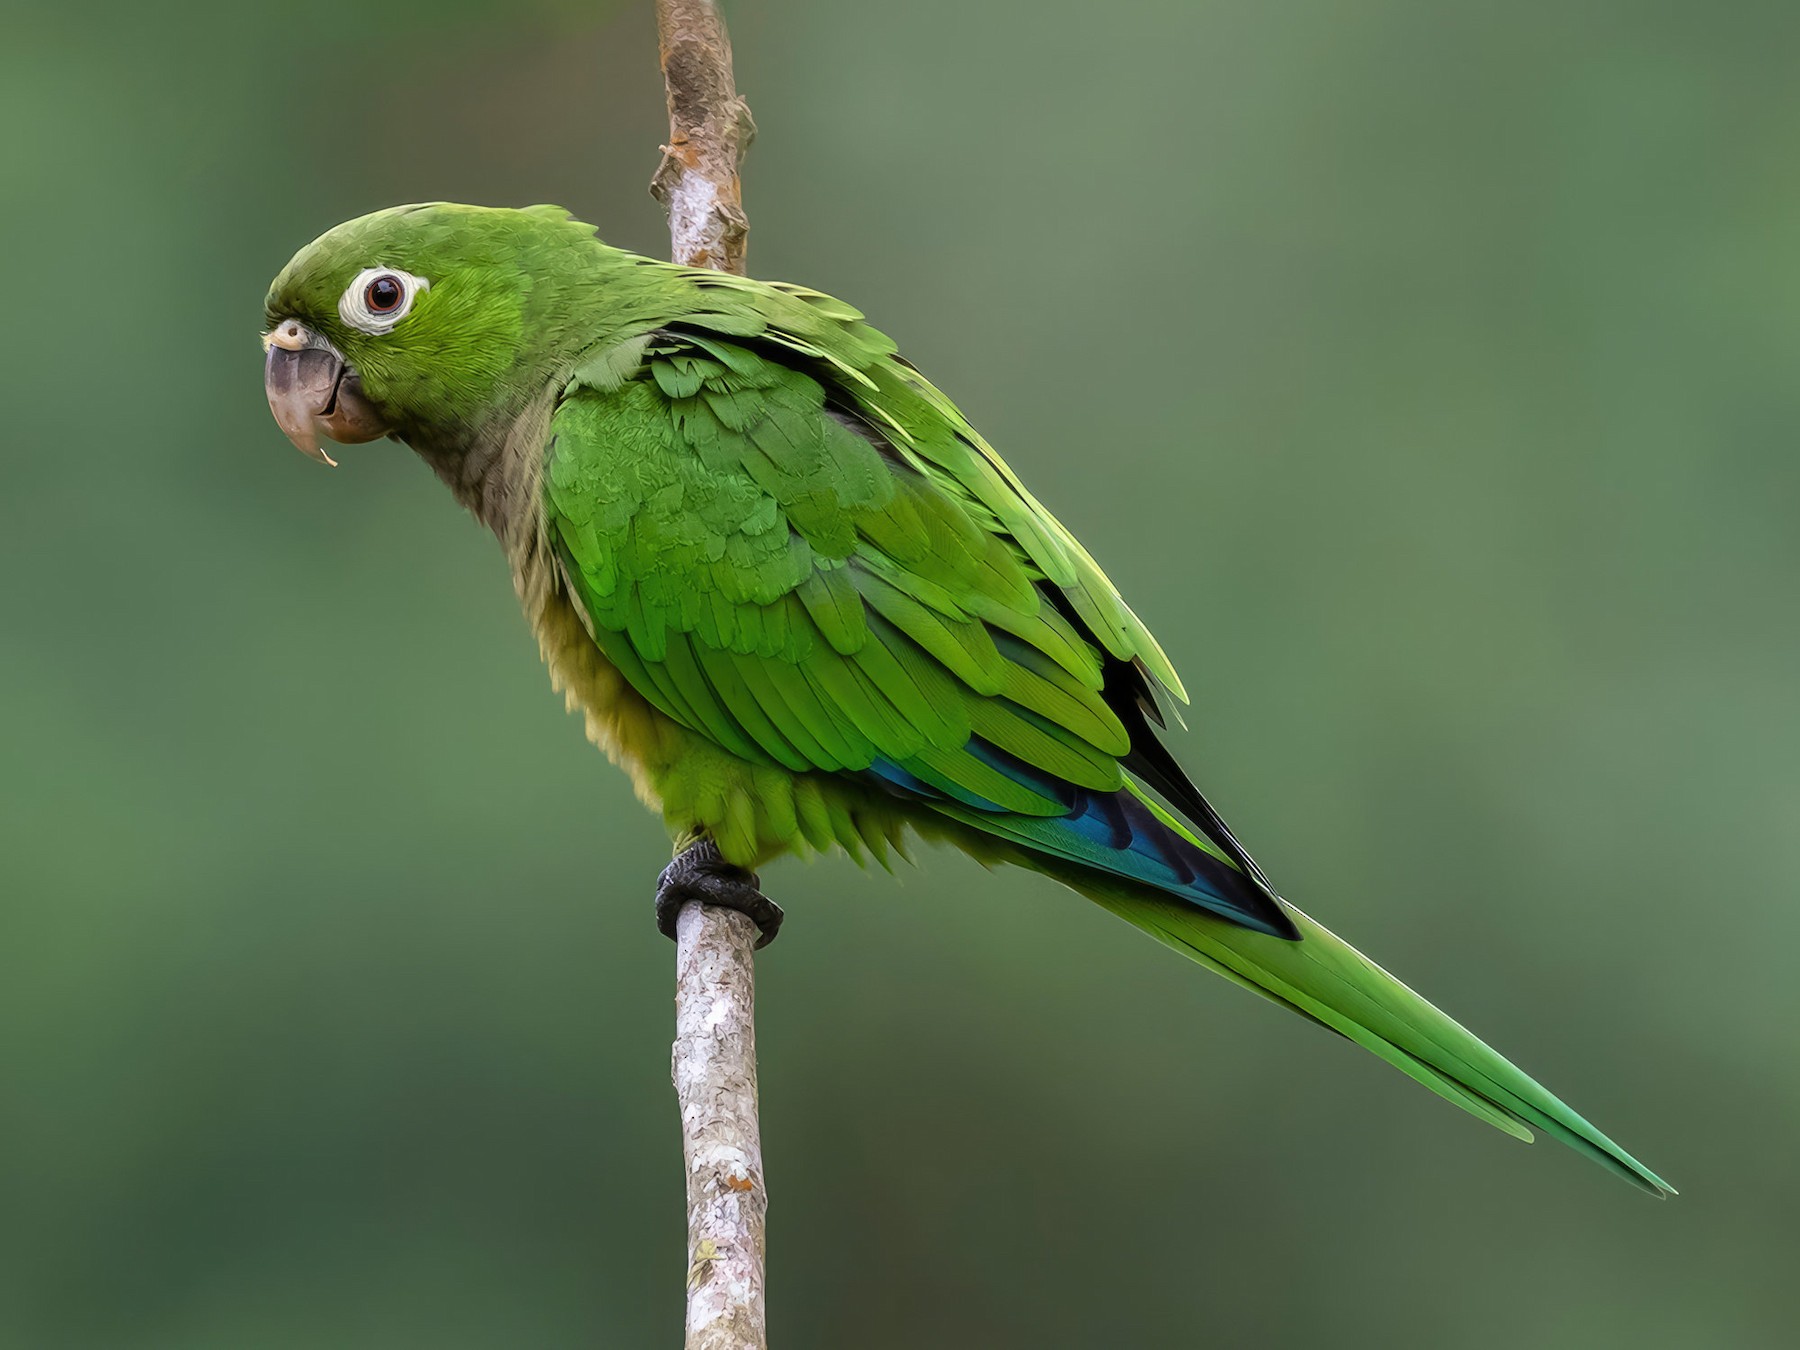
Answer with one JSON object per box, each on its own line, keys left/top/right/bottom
{"left": 538, "top": 274, "right": 1673, "bottom": 1192}
{"left": 542, "top": 279, "right": 1290, "bottom": 934}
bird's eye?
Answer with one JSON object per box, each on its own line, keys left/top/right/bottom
{"left": 365, "top": 274, "right": 404, "bottom": 313}
{"left": 338, "top": 267, "right": 429, "bottom": 334}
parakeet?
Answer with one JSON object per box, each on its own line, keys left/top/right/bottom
{"left": 263, "top": 202, "right": 1670, "bottom": 1194}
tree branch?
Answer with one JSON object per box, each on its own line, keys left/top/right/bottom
{"left": 671, "top": 904, "right": 767, "bottom": 1349}
{"left": 651, "top": 0, "right": 756, "bottom": 275}
{"left": 651, "top": 5, "right": 767, "bottom": 1348}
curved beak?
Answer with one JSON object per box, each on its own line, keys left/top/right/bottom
{"left": 262, "top": 325, "right": 391, "bottom": 466}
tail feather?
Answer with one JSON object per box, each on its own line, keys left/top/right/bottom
{"left": 1035, "top": 857, "right": 1674, "bottom": 1196}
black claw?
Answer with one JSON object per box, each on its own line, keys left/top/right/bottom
{"left": 656, "top": 837, "right": 785, "bottom": 949}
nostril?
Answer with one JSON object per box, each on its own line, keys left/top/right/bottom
{"left": 263, "top": 319, "right": 312, "bottom": 353}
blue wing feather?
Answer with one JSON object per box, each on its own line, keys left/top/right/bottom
{"left": 866, "top": 738, "right": 1298, "bottom": 938}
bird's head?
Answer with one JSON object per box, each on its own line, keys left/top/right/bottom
{"left": 262, "top": 202, "right": 605, "bottom": 464}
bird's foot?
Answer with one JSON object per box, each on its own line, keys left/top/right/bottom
{"left": 656, "top": 837, "right": 784, "bottom": 949}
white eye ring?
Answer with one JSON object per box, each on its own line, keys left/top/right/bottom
{"left": 339, "top": 267, "right": 430, "bottom": 334}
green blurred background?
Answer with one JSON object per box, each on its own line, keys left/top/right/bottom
{"left": 4, "top": 1, "right": 1797, "bottom": 1345}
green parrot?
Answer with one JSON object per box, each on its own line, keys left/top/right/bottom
{"left": 263, "top": 202, "right": 1670, "bottom": 1195}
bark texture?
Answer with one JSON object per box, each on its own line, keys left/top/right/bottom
{"left": 651, "top": 0, "right": 756, "bottom": 274}
{"left": 672, "top": 904, "right": 768, "bottom": 1350}
{"left": 652, "top": 5, "right": 768, "bottom": 1348}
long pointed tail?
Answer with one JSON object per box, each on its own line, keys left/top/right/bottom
{"left": 1038, "top": 859, "right": 1673, "bottom": 1196}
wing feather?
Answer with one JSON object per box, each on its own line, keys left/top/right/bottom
{"left": 545, "top": 306, "right": 1285, "bottom": 933}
